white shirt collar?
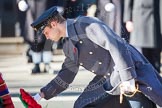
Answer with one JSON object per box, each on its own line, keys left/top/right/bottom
{"left": 65, "top": 21, "right": 68, "bottom": 37}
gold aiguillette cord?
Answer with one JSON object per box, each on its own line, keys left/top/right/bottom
{"left": 120, "top": 84, "right": 141, "bottom": 104}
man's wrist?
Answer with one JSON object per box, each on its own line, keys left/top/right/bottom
{"left": 39, "top": 92, "right": 45, "bottom": 98}
{"left": 120, "top": 79, "right": 136, "bottom": 93}
{"left": 33, "top": 93, "right": 42, "bottom": 101}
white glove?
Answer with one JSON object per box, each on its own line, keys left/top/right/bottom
{"left": 18, "top": 0, "right": 28, "bottom": 12}
{"left": 105, "top": 3, "right": 115, "bottom": 12}
{"left": 33, "top": 93, "right": 42, "bottom": 102}
{"left": 120, "top": 79, "right": 136, "bottom": 94}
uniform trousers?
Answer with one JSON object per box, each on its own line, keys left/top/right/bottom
{"left": 84, "top": 92, "right": 156, "bottom": 108}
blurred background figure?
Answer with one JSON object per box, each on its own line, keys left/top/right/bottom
{"left": 63, "top": 0, "right": 96, "bottom": 19}
{"left": 17, "top": 0, "right": 61, "bottom": 74}
{"left": 63, "top": 0, "right": 80, "bottom": 18}
{"left": 95, "top": 0, "right": 126, "bottom": 38}
{"left": 160, "top": 0, "right": 162, "bottom": 43}
{"left": 123, "top": 0, "right": 162, "bottom": 73}
{"left": 160, "top": 0, "right": 162, "bottom": 74}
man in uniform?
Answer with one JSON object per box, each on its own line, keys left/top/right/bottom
{"left": 28, "top": 6, "right": 162, "bottom": 108}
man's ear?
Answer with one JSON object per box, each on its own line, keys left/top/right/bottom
{"left": 51, "top": 21, "right": 57, "bottom": 28}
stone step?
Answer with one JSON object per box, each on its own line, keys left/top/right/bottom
{"left": 0, "top": 37, "right": 24, "bottom": 44}
{"left": 0, "top": 37, "right": 64, "bottom": 55}
{"left": 0, "top": 37, "right": 27, "bottom": 55}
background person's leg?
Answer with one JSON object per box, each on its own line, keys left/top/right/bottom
{"left": 31, "top": 51, "right": 41, "bottom": 74}
{"left": 42, "top": 51, "right": 52, "bottom": 72}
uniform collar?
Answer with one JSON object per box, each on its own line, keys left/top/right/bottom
{"left": 66, "top": 19, "right": 79, "bottom": 42}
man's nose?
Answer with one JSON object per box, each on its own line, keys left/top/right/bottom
{"left": 43, "top": 32, "right": 49, "bottom": 39}
{"left": 44, "top": 34, "right": 49, "bottom": 39}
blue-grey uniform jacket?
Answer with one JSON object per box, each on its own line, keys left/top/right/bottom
{"left": 40, "top": 16, "right": 162, "bottom": 107}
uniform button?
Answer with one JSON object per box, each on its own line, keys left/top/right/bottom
{"left": 99, "top": 62, "right": 102, "bottom": 64}
{"left": 147, "top": 87, "right": 152, "bottom": 91}
{"left": 89, "top": 52, "right": 93, "bottom": 55}
{"left": 79, "top": 63, "right": 83, "bottom": 66}
{"left": 79, "top": 40, "right": 83, "bottom": 44}
{"left": 91, "top": 70, "right": 95, "bottom": 72}
{"left": 107, "top": 73, "right": 110, "bottom": 76}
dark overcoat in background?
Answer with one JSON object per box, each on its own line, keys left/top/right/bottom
{"left": 40, "top": 16, "right": 162, "bottom": 108}
{"left": 160, "top": 0, "right": 162, "bottom": 38}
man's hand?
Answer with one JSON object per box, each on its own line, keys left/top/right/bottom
{"left": 126, "top": 21, "right": 134, "bottom": 32}
{"left": 120, "top": 79, "right": 136, "bottom": 94}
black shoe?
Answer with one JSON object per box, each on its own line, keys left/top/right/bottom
{"left": 31, "top": 64, "right": 40, "bottom": 74}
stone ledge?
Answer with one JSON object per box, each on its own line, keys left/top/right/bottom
{"left": 0, "top": 37, "right": 64, "bottom": 55}
{"left": 53, "top": 49, "right": 64, "bottom": 55}
{"left": 0, "top": 37, "right": 24, "bottom": 44}
{"left": 0, "top": 37, "right": 26, "bottom": 55}
{"left": 0, "top": 44, "right": 28, "bottom": 55}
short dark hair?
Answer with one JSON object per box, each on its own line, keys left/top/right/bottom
{"left": 46, "top": 13, "right": 65, "bottom": 26}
